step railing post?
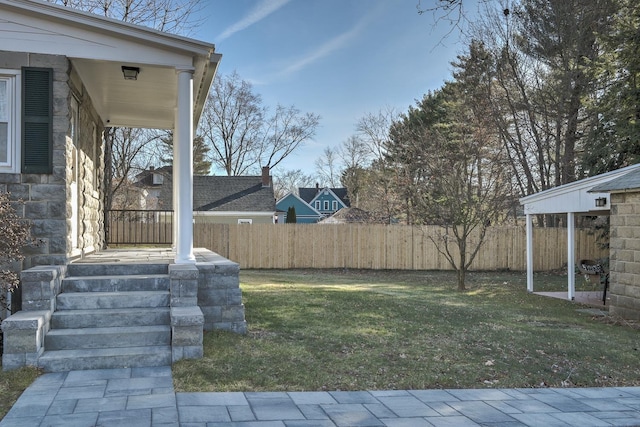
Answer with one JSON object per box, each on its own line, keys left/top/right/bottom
{"left": 1, "top": 265, "right": 65, "bottom": 370}
{"left": 168, "top": 264, "right": 203, "bottom": 361}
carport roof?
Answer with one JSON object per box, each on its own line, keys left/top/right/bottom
{"left": 590, "top": 166, "right": 640, "bottom": 193}
{"left": 0, "top": 0, "right": 220, "bottom": 129}
{"left": 519, "top": 163, "right": 640, "bottom": 215}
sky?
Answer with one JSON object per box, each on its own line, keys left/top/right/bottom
{"left": 194, "top": 0, "right": 477, "bottom": 176}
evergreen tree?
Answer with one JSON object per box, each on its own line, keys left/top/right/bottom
{"left": 286, "top": 206, "right": 297, "bottom": 223}
{"left": 160, "top": 131, "right": 212, "bottom": 175}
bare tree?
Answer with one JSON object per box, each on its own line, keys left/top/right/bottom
{"left": 258, "top": 105, "right": 321, "bottom": 170}
{"left": 272, "top": 169, "right": 316, "bottom": 200}
{"left": 45, "top": 0, "right": 204, "bottom": 34}
{"left": 355, "top": 107, "right": 397, "bottom": 162}
{"left": 199, "top": 71, "right": 264, "bottom": 176}
{"left": 338, "top": 135, "right": 369, "bottom": 207}
{"left": 200, "top": 72, "right": 320, "bottom": 176}
{"left": 314, "top": 147, "right": 340, "bottom": 187}
{"left": 106, "top": 128, "right": 163, "bottom": 210}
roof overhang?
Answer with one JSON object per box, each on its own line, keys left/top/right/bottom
{"left": 519, "top": 163, "right": 640, "bottom": 215}
{"left": 0, "top": 0, "right": 220, "bottom": 129}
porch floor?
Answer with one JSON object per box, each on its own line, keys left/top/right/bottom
{"left": 533, "top": 291, "right": 609, "bottom": 308}
{"left": 73, "top": 248, "right": 219, "bottom": 264}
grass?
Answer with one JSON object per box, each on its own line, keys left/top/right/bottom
{"left": 173, "top": 269, "right": 640, "bottom": 392}
{"left": 0, "top": 366, "right": 41, "bottom": 419}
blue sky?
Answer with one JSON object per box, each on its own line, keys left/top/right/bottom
{"left": 195, "top": 0, "right": 474, "bottom": 175}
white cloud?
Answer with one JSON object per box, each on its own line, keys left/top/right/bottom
{"left": 276, "top": 8, "right": 378, "bottom": 79}
{"left": 217, "top": 0, "right": 291, "bottom": 41}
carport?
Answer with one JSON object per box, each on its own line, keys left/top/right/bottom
{"left": 519, "top": 164, "right": 640, "bottom": 300}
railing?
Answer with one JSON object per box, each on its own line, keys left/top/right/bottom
{"left": 107, "top": 209, "right": 173, "bottom": 245}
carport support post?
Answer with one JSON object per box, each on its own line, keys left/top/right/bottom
{"left": 567, "top": 212, "right": 575, "bottom": 300}
{"left": 173, "top": 67, "right": 196, "bottom": 264}
{"left": 526, "top": 214, "right": 534, "bottom": 293}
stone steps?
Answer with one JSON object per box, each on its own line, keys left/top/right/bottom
{"left": 38, "top": 346, "right": 172, "bottom": 372}
{"left": 45, "top": 325, "right": 171, "bottom": 350}
{"left": 51, "top": 307, "right": 170, "bottom": 329}
{"left": 61, "top": 274, "right": 170, "bottom": 293}
{"left": 39, "top": 262, "right": 173, "bottom": 372}
{"left": 56, "top": 291, "right": 170, "bottom": 310}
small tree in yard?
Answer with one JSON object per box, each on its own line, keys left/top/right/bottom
{"left": 0, "top": 193, "right": 35, "bottom": 312}
{"left": 286, "top": 206, "right": 297, "bottom": 223}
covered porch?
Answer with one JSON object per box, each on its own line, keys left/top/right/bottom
{"left": 0, "top": 0, "right": 221, "bottom": 264}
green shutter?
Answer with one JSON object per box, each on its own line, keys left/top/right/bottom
{"left": 22, "top": 67, "right": 53, "bottom": 174}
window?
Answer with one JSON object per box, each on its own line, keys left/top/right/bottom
{"left": 238, "top": 219, "right": 252, "bottom": 224}
{"left": 332, "top": 201, "right": 338, "bottom": 211}
{"left": 315, "top": 200, "right": 321, "bottom": 210}
{"left": 22, "top": 67, "right": 53, "bottom": 174}
{"left": 0, "top": 71, "right": 19, "bottom": 172}
{"left": 323, "top": 200, "right": 329, "bottom": 211}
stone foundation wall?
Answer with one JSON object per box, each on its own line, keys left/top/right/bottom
{"left": 195, "top": 250, "right": 247, "bottom": 334}
{"left": 608, "top": 192, "right": 640, "bottom": 320}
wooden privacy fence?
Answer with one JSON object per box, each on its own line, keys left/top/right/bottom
{"left": 188, "top": 224, "right": 608, "bottom": 271}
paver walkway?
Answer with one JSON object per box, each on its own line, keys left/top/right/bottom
{"left": 2, "top": 367, "right": 640, "bottom": 426}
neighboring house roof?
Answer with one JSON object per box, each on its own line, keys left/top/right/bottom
{"left": 0, "top": 0, "right": 220, "bottom": 128}
{"left": 319, "top": 207, "right": 384, "bottom": 224}
{"left": 299, "top": 186, "right": 350, "bottom": 207}
{"left": 138, "top": 171, "right": 275, "bottom": 212}
{"left": 193, "top": 176, "right": 275, "bottom": 212}
{"left": 590, "top": 166, "right": 640, "bottom": 193}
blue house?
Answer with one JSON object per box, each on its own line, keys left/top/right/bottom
{"left": 276, "top": 185, "right": 350, "bottom": 223}
{"left": 276, "top": 193, "right": 322, "bottom": 223}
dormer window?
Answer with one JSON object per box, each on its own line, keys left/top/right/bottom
{"left": 152, "top": 173, "right": 164, "bottom": 185}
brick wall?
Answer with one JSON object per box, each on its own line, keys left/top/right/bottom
{"left": 608, "top": 192, "right": 640, "bottom": 320}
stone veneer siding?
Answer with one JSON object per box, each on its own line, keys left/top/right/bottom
{"left": 608, "top": 191, "right": 640, "bottom": 320}
{"left": 0, "top": 51, "right": 104, "bottom": 268}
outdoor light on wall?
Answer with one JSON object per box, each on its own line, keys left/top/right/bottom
{"left": 121, "top": 66, "right": 140, "bottom": 80}
{"left": 595, "top": 197, "right": 607, "bottom": 207}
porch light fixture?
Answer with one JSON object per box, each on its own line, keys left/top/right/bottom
{"left": 595, "top": 197, "right": 607, "bottom": 207}
{"left": 121, "top": 66, "right": 140, "bottom": 80}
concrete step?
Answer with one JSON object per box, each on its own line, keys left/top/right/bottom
{"left": 38, "top": 346, "right": 172, "bottom": 372}
{"left": 51, "top": 307, "right": 170, "bottom": 329}
{"left": 61, "top": 274, "right": 170, "bottom": 293}
{"left": 66, "top": 263, "right": 168, "bottom": 277}
{"left": 56, "top": 291, "right": 170, "bottom": 310}
{"left": 45, "top": 325, "right": 171, "bottom": 350}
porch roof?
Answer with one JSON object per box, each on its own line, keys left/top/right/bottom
{"left": 0, "top": 0, "right": 220, "bottom": 129}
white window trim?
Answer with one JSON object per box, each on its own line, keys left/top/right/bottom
{"left": 0, "top": 70, "right": 21, "bottom": 174}
{"left": 332, "top": 201, "right": 338, "bottom": 211}
{"left": 323, "top": 200, "right": 329, "bottom": 211}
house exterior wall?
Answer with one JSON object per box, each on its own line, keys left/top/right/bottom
{"left": 276, "top": 194, "right": 321, "bottom": 224}
{"left": 608, "top": 191, "right": 640, "bottom": 320}
{"left": 0, "top": 52, "right": 104, "bottom": 268}
{"left": 194, "top": 214, "right": 274, "bottom": 225}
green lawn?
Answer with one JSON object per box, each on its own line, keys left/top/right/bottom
{"left": 0, "top": 366, "right": 40, "bottom": 419}
{"left": 173, "top": 269, "right": 639, "bottom": 392}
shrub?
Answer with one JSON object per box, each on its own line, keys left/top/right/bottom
{"left": 0, "top": 192, "right": 34, "bottom": 312}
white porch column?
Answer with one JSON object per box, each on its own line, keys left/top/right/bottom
{"left": 173, "top": 67, "right": 196, "bottom": 264}
{"left": 526, "top": 214, "right": 534, "bottom": 293}
{"left": 567, "top": 212, "right": 575, "bottom": 300}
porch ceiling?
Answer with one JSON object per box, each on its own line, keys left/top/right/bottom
{"left": 71, "top": 59, "right": 186, "bottom": 129}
